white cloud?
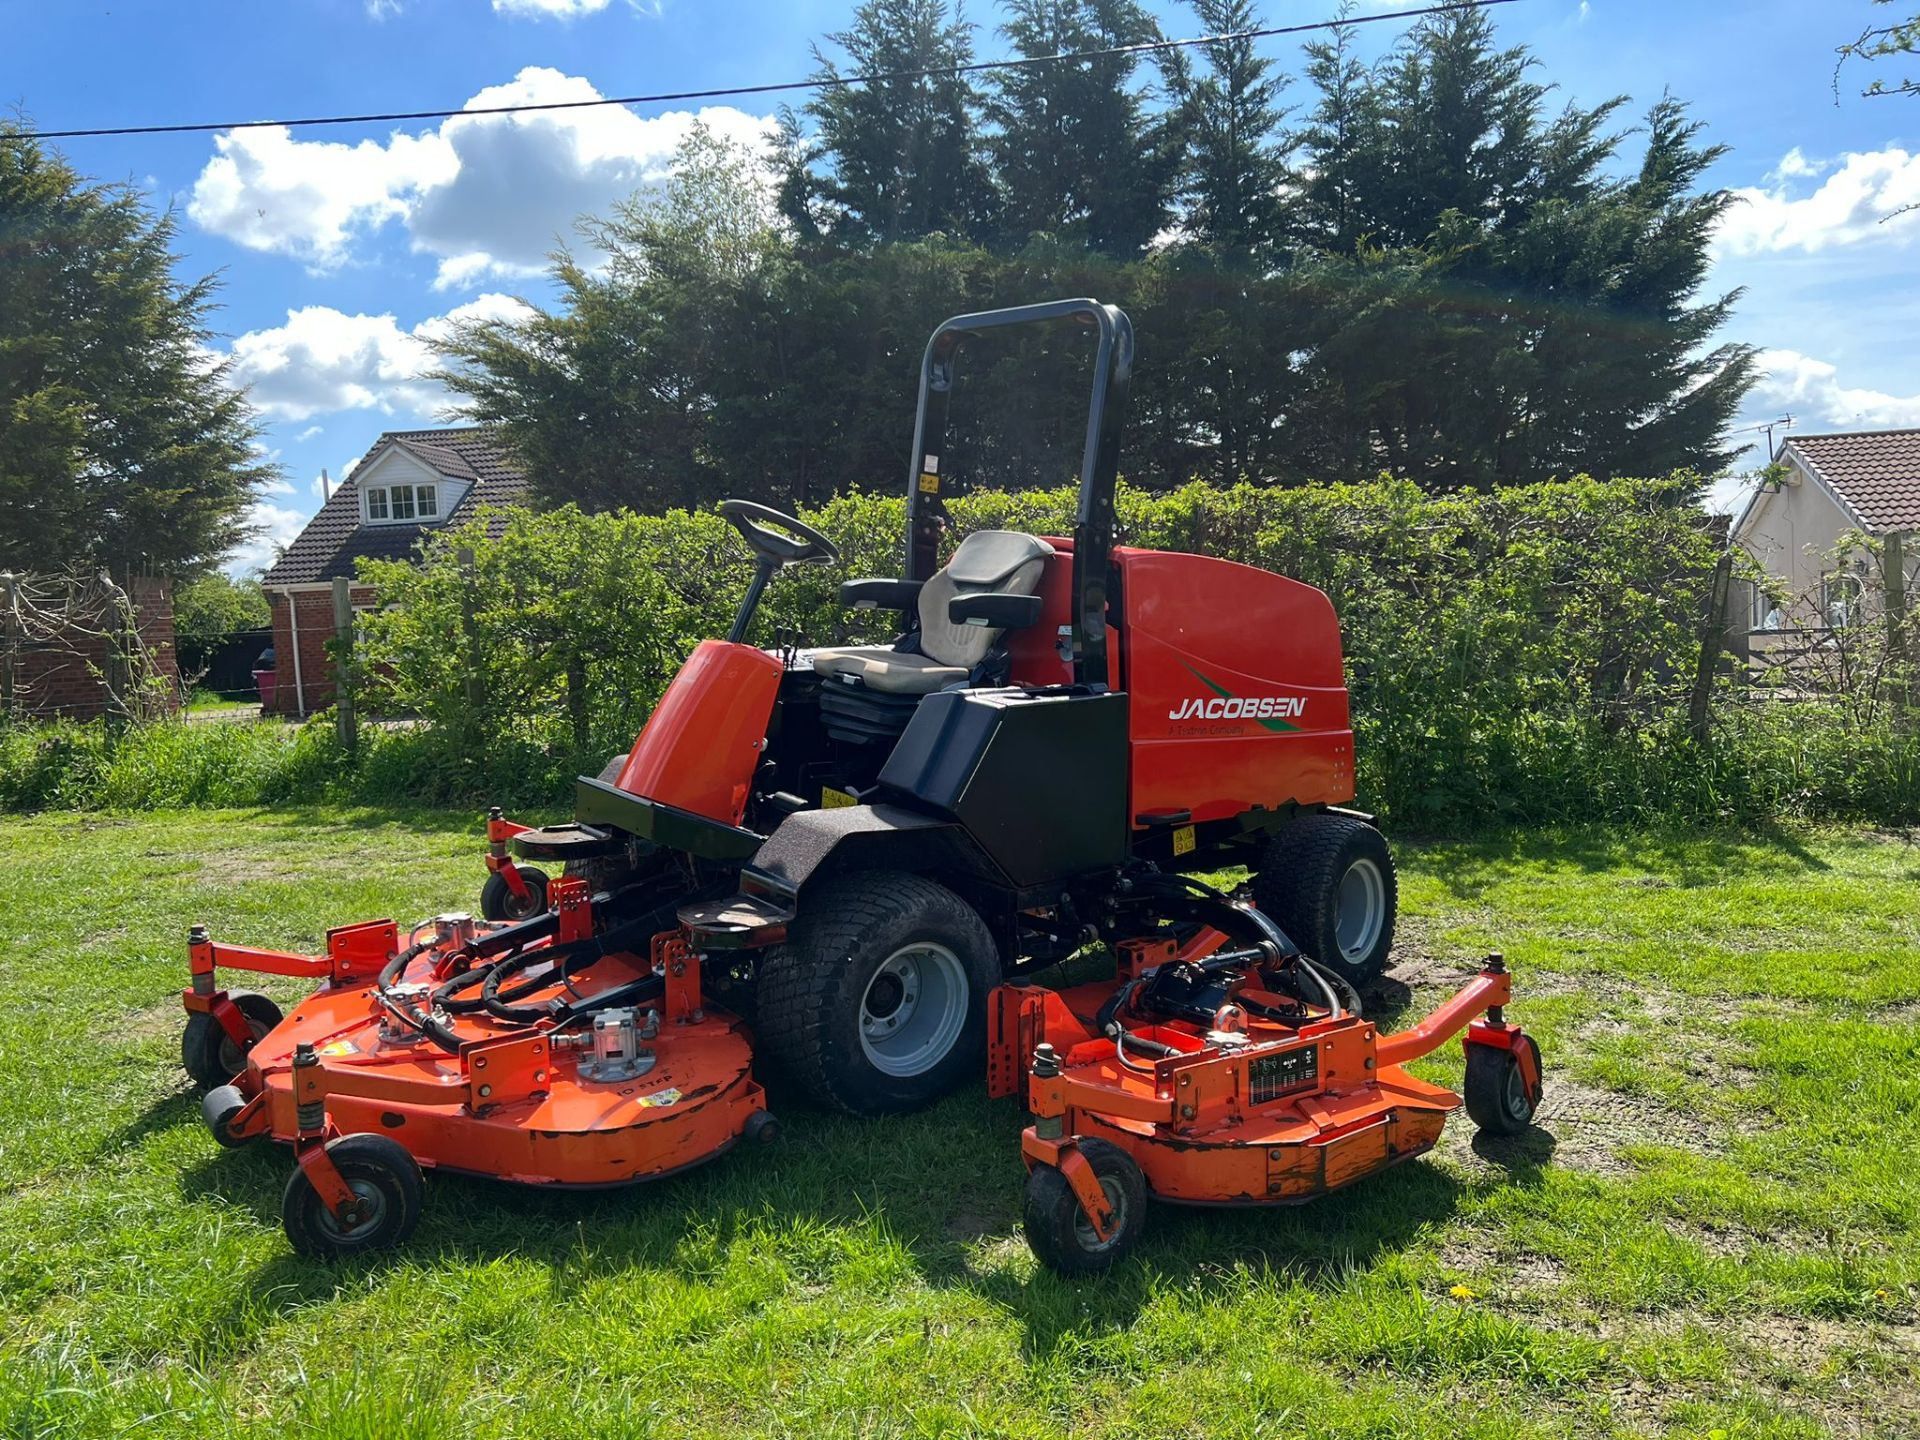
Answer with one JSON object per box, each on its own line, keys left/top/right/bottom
{"left": 295, "top": 424, "right": 324, "bottom": 442}
{"left": 493, "top": 0, "right": 616, "bottom": 15}
{"left": 225, "top": 500, "right": 310, "bottom": 579}
{"left": 225, "top": 293, "right": 531, "bottom": 422}
{"left": 187, "top": 67, "right": 774, "bottom": 286}
{"left": 1750, "top": 348, "right": 1920, "bottom": 430}
{"left": 260, "top": 477, "right": 297, "bottom": 496}
{"left": 1718, "top": 147, "right": 1920, "bottom": 256}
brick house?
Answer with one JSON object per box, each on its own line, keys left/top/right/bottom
{"left": 260, "top": 427, "right": 529, "bottom": 716}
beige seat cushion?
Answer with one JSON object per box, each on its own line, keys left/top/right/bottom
{"left": 810, "top": 647, "right": 970, "bottom": 695}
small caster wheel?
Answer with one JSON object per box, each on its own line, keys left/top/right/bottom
{"left": 281, "top": 1133, "right": 424, "bottom": 1259}
{"left": 1022, "top": 1137, "right": 1146, "bottom": 1276}
{"left": 201, "top": 1084, "right": 257, "bottom": 1148}
{"left": 1464, "top": 1034, "right": 1543, "bottom": 1137}
{"left": 182, "top": 991, "right": 283, "bottom": 1090}
{"left": 480, "top": 864, "right": 550, "bottom": 922}
{"left": 742, "top": 1109, "right": 780, "bottom": 1146}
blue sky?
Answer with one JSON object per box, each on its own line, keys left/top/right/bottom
{"left": 6, "top": 0, "right": 1919, "bottom": 574}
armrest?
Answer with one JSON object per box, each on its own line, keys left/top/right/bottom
{"left": 840, "top": 577, "right": 923, "bottom": 612}
{"left": 948, "top": 592, "right": 1044, "bottom": 629}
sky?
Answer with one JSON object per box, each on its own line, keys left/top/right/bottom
{"left": 5, "top": 0, "right": 1920, "bottom": 576}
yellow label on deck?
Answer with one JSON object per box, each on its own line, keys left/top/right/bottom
{"left": 1172, "top": 824, "right": 1196, "bottom": 856}
{"left": 821, "top": 786, "right": 857, "bottom": 809}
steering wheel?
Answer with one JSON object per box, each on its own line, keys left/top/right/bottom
{"left": 716, "top": 499, "right": 840, "bottom": 566}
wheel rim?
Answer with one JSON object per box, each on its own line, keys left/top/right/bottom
{"left": 316, "top": 1178, "right": 388, "bottom": 1241}
{"left": 1071, "top": 1176, "right": 1128, "bottom": 1254}
{"left": 1502, "top": 1057, "right": 1530, "bottom": 1122}
{"left": 1335, "top": 857, "right": 1387, "bottom": 964}
{"left": 504, "top": 880, "right": 543, "bottom": 920}
{"left": 216, "top": 1014, "right": 270, "bottom": 1076}
{"left": 858, "top": 942, "right": 969, "bottom": 1078}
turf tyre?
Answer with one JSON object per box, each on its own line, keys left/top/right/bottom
{"left": 281, "top": 1133, "right": 424, "bottom": 1258}
{"left": 1252, "top": 814, "right": 1397, "bottom": 986}
{"left": 181, "top": 991, "right": 283, "bottom": 1090}
{"left": 1022, "top": 1138, "right": 1147, "bottom": 1276}
{"left": 201, "top": 1084, "right": 256, "bottom": 1149}
{"left": 755, "top": 871, "right": 998, "bottom": 1115}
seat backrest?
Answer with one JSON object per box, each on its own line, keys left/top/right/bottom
{"left": 916, "top": 530, "right": 1055, "bottom": 669}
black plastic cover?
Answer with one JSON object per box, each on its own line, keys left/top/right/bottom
{"left": 877, "top": 687, "right": 1128, "bottom": 888}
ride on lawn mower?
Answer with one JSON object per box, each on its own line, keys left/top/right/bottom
{"left": 180, "top": 299, "right": 1542, "bottom": 1273}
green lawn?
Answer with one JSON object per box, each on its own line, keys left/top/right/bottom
{"left": 0, "top": 810, "right": 1915, "bottom": 1439}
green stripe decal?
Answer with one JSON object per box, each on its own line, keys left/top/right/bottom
{"left": 1184, "top": 665, "right": 1301, "bottom": 732}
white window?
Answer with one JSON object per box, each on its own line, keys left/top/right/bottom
{"left": 414, "top": 484, "right": 438, "bottom": 518}
{"left": 365, "top": 481, "right": 445, "bottom": 525}
{"left": 1823, "top": 572, "right": 1865, "bottom": 629}
{"left": 391, "top": 486, "right": 416, "bottom": 521}
{"left": 365, "top": 487, "right": 388, "bottom": 521}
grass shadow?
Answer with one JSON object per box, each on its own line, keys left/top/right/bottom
{"left": 1408, "top": 821, "right": 1836, "bottom": 900}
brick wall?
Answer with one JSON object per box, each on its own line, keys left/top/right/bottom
{"left": 6, "top": 575, "right": 179, "bottom": 721}
{"left": 265, "top": 584, "right": 376, "bottom": 716}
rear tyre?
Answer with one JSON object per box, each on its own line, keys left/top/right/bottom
{"left": 1464, "top": 1036, "right": 1542, "bottom": 1136}
{"left": 1252, "top": 814, "right": 1397, "bottom": 986}
{"left": 480, "top": 865, "right": 550, "bottom": 921}
{"left": 1023, "top": 1138, "right": 1147, "bottom": 1276}
{"left": 755, "top": 871, "right": 998, "bottom": 1116}
{"left": 182, "top": 991, "right": 283, "bottom": 1090}
{"left": 281, "top": 1133, "right": 423, "bottom": 1259}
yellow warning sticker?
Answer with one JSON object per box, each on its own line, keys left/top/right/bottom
{"left": 637, "top": 1087, "right": 682, "bottom": 1109}
{"left": 821, "top": 786, "right": 857, "bottom": 809}
{"left": 319, "top": 1039, "right": 359, "bottom": 1057}
{"left": 918, "top": 472, "right": 940, "bottom": 494}
{"left": 1172, "top": 824, "right": 1196, "bottom": 857}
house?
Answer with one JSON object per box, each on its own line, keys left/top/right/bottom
{"left": 1732, "top": 428, "right": 1920, "bottom": 635}
{"left": 260, "top": 426, "right": 529, "bottom": 716}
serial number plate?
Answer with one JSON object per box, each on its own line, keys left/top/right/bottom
{"left": 1249, "top": 1044, "right": 1319, "bottom": 1104}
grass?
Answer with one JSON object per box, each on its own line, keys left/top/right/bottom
{"left": 0, "top": 810, "right": 1915, "bottom": 1438}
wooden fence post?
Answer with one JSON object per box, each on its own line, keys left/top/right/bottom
{"left": 1888, "top": 530, "right": 1911, "bottom": 723}
{"left": 332, "top": 576, "right": 358, "bottom": 750}
{"left": 1, "top": 573, "right": 18, "bottom": 719}
{"left": 1688, "top": 550, "right": 1735, "bottom": 745}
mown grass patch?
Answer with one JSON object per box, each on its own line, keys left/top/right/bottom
{"left": 0, "top": 814, "right": 1914, "bottom": 1437}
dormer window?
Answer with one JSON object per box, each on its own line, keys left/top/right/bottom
{"left": 364, "top": 484, "right": 440, "bottom": 525}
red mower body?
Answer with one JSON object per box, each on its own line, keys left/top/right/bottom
{"left": 614, "top": 639, "right": 784, "bottom": 827}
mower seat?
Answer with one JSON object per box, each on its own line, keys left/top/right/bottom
{"left": 813, "top": 530, "right": 1054, "bottom": 696}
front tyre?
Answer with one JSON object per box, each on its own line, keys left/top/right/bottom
{"left": 1252, "top": 814, "right": 1398, "bottom": 987}
{"left": 1464, "top": 1035, "right": 1543, "bottom": 1137}
{"left": 756, "top": 871, "right": 998, "bottom": 1115}
{"left": 181, "top": 991, "right": 283, "bottom": 1090}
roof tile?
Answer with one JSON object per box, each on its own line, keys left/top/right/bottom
{"left": 262, "top": 427, "right": 529, "bottom": 586}
{"left": 1784, "top": 430, "right": 1920, "bottom": 533}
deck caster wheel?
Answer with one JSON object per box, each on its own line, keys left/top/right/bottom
{"left": 1023, "top": 1138, "right": 1146, "bottom": 1277}
{"left": 1464, "top": 1035, "right": 1543, "bottom": 1137}
{"left": 201, "top": 1084, "right": 257, "bottom": 1149}
{"left": 742, "top": 1109, "right": 781, "bottom": 1146}
{"left": 480, "top": 864, "right": 550, "bottom": 922}
{"left": 281, "top": 1133, "right": 424, "bottom": 1259}
{"left": 181, "top": 991, "right": 283, "bottom": 1090}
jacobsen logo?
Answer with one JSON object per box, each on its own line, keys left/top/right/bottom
{"left": 1171, "top": 667, "right": 1305, "bottom": 732}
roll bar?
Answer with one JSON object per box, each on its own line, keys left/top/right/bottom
{"left": 903, "top": 298, "right": 1134, "bottom": 687}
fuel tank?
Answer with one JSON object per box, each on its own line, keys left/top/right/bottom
{"left": 613, "top": 639, "right": 783, "bottom": 827}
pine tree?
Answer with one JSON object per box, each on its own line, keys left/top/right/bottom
{"left": 1162, "top": 0, "right": 1291, "bottom": 260}
{"left": 985, "top": 0, "right": 1177, "bottom": 254}
{"left": 0, "top": 125, "right": 272, "bottom": 575}
{"left": 793, "top": 0, "right": 996, "bottom": 244}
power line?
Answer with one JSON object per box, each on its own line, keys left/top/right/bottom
{"left": 6, "top": 0, "right": 1519, "bottom": 144}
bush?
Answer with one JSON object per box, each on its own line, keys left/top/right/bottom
{"left": 5, "top": 475, "right": 1917, "bottom": 827}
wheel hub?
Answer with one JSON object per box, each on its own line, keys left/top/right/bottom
{"left": 858, "top": 943, "right": 967, "bottom": 1078}
{"left": 1335, "top": 857, "right": 1387, "bottom": 964}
